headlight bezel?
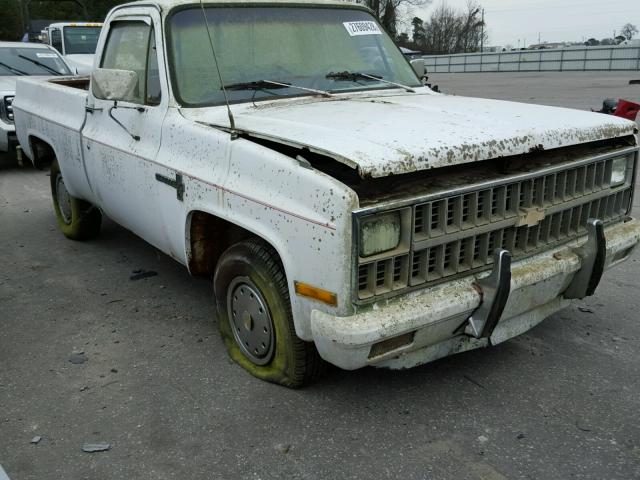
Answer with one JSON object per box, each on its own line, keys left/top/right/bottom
{"left": 609, "top": 155, "right": 630, "bottom": 187}
{"left": 357, "top": 207, "right": 411, "bottom": 260}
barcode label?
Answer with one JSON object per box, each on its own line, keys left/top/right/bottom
{"left": 343, "top": 21, "right": 382, "bottom": 36}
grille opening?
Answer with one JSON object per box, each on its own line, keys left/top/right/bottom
{"left": 393, "top": 259, "right": 403, "bottom": 282}
{"left": 491, "top": 188, "right": 502, "bottom": 216}
{"left": 428, "top": 248, "right": 438, "bottom": 274}
{"left": 576, "top": 166, "right": 587, "bottom": 194}
{"left": 394, "top": 256, "right": 409, "bottom": 289}
{"left": 505, "top": 185, "right": 515, "bottom": 212}
{"left": 462, "top": 194, "right": 471, "bottom": 223}
{"left": 431, "top": 202, "right": 441, "bottom": 231}
{"left": 565, "top": 169, "right": 577, "bottom": 198}
{"left": 589, "top": 198, "right": 600, "bottom": 218}
{"left": 595, "top": 161, "right": 605, "bottom": 188}
{"left": 519, "top": 181, "right": 528, "bottom": 208}
{"left": 414, "top": 205, "right": 425, "bottom": 234}
{"left": 473, "top": 235, "right": 483, "bottom": 261}
{"left": 358, "top": 264, "right": 369, "bottom": 291}
{"left": 376, "top": 262, "right": 386, "bottom": 288}
{"left": 585, "top": 165, "right": 596, "bottom": 192}
{"left": 446, "top": 199, "right": 456, "bottom": 227}
{"left": 411, "top": 251, "right": 422, "bottom": 279}
{"left": 532, "top": 178, "right": 543, "bottom": 206}
{"left": 443, "top": 243, "right": 453, "bottom": 270}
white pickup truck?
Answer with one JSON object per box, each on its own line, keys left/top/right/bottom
{"left": 42, "top": 22, "right": 103, "bottom": 75}
{"left": 14, "top": 0, "right": 640, "bottom": 387}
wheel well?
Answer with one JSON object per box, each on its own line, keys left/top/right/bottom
{"left": 188, "top": 211, "right": 264, "bottom": 275}
{"left": 29, "top": 136, "right": 56, "bottom": 170}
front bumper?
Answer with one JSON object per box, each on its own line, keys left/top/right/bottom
{"left": 311, "top": 219, "right": 640, "bottom": 370}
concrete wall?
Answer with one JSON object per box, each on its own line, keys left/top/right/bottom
{"left": 424, "top": 46, "right": 640, "bottom": 73}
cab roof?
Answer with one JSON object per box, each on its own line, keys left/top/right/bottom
{"left": 116, "top": 0, "right": 364, "bottom": 12}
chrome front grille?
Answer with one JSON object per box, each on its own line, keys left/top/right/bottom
{"left": 355, "top": 148, "right": 636, "bottom": 301}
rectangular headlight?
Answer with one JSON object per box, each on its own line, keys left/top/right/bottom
{"left": 360, "top": 211, "right": 401, "bottom": 257}
{"left": 610, "top": 156, "right": 628, "bottom": 187}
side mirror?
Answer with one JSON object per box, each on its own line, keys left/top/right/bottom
{"left": 91, "top": 68, "right": 138, "bottom": 102}
{"left": 410, "top": 58, "right": 425, "bottom": 78}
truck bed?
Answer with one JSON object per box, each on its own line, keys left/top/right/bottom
{"left": 13, "top": 76, "right": 92, "bottom": 200}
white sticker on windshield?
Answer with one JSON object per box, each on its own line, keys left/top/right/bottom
{"left": 343, "top": 21, "right": 382, "bottom": 36}
{"left": 36, "top": 52, "right": 58, "bottom": 58}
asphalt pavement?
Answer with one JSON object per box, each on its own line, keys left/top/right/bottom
{"left": 1, "top": 72, "right": 640, "bottom": 479}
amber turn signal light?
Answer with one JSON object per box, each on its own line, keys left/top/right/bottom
{"left": 294, "top": 281, "right": 338, "bottom": 307}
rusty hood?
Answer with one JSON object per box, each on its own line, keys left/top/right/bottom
{"left": 182, "top": 90, "right": 638, "bottom": 178}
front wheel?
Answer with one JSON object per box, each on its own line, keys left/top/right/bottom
{"left": 50, "top": 159, "right": 102, "bottom": 240}
{"left": 213, "top": 239, "right": 324, "bottom": 388}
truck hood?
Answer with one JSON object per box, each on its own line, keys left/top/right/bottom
{"left": 182, "top": 89, "right": 638, "bottom": 179}
{"left": 0, "top": 76, "right": 17, "bottom": 94}
{"left": 64, "top": 54, "right": 95, "bottom": 74}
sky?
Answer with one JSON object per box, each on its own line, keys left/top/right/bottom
{"left": 409, "top": 0, "right": 640, "bottom": 47}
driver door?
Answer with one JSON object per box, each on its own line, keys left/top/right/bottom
{"left": 82, "top": 10, "right": 174, "bottom": 254}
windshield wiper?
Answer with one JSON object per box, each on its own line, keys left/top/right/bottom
{"left": 326, "top": 71, "right": 415, "bottom": 93}
{"left": 17, "top": 55, "right": 63, "bottom": 76}
{"left": 0, "top": 61, "right": 27, "bottom": 76}
{"left": 223, "top": 79, "right": 332, "bottom": 97}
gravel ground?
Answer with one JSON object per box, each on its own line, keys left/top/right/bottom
{"left": 1, "top": 72, "right": 640, "bottom": 480}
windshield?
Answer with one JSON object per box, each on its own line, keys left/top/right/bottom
{"left": 168, "top": 7, "right": 420, "bottom": 106}
{"left": 63, "top": 26, "right": 101, "bottom": 54}
{"left": 0, "top": 46, "right": 71, "bottom": 76}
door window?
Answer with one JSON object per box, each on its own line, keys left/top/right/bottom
{"left": 100, "top": 21, "right": 162, "bottom": 105}
{"left": 51, "top": 29, "right": 63, "bottom": 53}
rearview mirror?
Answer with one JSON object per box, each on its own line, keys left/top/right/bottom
{"left": 410, "top": 58, "right": 425, "bottom": 78}
{"left": 91, "top": 68, "right": 138, "bottom": 102}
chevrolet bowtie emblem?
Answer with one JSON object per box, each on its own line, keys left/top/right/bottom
{"left": 515, "top": 207, "right": 546, "bottom": 227}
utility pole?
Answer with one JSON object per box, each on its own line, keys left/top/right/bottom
{"left": 480, "top": 8, "right": 485, "bottom": 52}
{"left": 538, "top": 32, "right": 541, "bottom": 44}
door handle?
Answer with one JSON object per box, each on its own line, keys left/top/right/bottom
{"left": 155, "top": 172, "right": 184, "bottom": 201}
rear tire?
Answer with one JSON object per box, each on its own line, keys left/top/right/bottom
{"left": 213, "top": 239, "right": 324, "bottom": 388}
{"left": 50, "top": 159, "right": 102, "bottom": 240}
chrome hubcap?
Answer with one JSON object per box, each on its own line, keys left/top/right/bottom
{"left": 56, "top": 174, "right": 72, "bottom": 225}
{"left": 227, "top": 278, "right": 275, "bottom": 365}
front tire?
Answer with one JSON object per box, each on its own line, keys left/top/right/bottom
{"left": 213, "top": 239, "right": 324, "bottom": 388}
{"left": 50, "top": 159, "right": 102, "bottom": 240}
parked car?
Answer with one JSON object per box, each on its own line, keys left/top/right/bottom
{"left": 1, "top": 42, "right": 71, "bottom": 162}
{"left": 13, "top": 0, "right": 640, "bottom": 387}
{"left": 399, "top": 46, "right": 423, "bottom": 60}
{"left": 42, "top": 22, "right": 102, "bottom": 75}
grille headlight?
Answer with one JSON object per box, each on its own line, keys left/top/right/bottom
{"left": 610, "top": 156, "right": 628, "bottom": 187}
{"left": 359, "top": 211, "right": 401, "bottom": 257}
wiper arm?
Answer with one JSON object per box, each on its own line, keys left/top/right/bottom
{"left": 17, "top": 55, "right": 63, "bottom": 76}
{"left": 224, "top": 80, "right": 289, "bottom": 91}
{"left": 326, "top": 71, "right": 415, "bottom": 93}
{"left": 223, "top": 79, "right": 332, "bottom": 97}
{"left": 0, "top": 61, "right": 28, "bottom": 76}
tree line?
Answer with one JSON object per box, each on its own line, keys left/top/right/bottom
{"left": 399, "top": 2, "right": 487, "bottom": 54}
{"left": 358, "top": 0, "right": 487, "bottom": 54}
{"left": 0, "top": 0, "right": 122, "bottom": 41}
